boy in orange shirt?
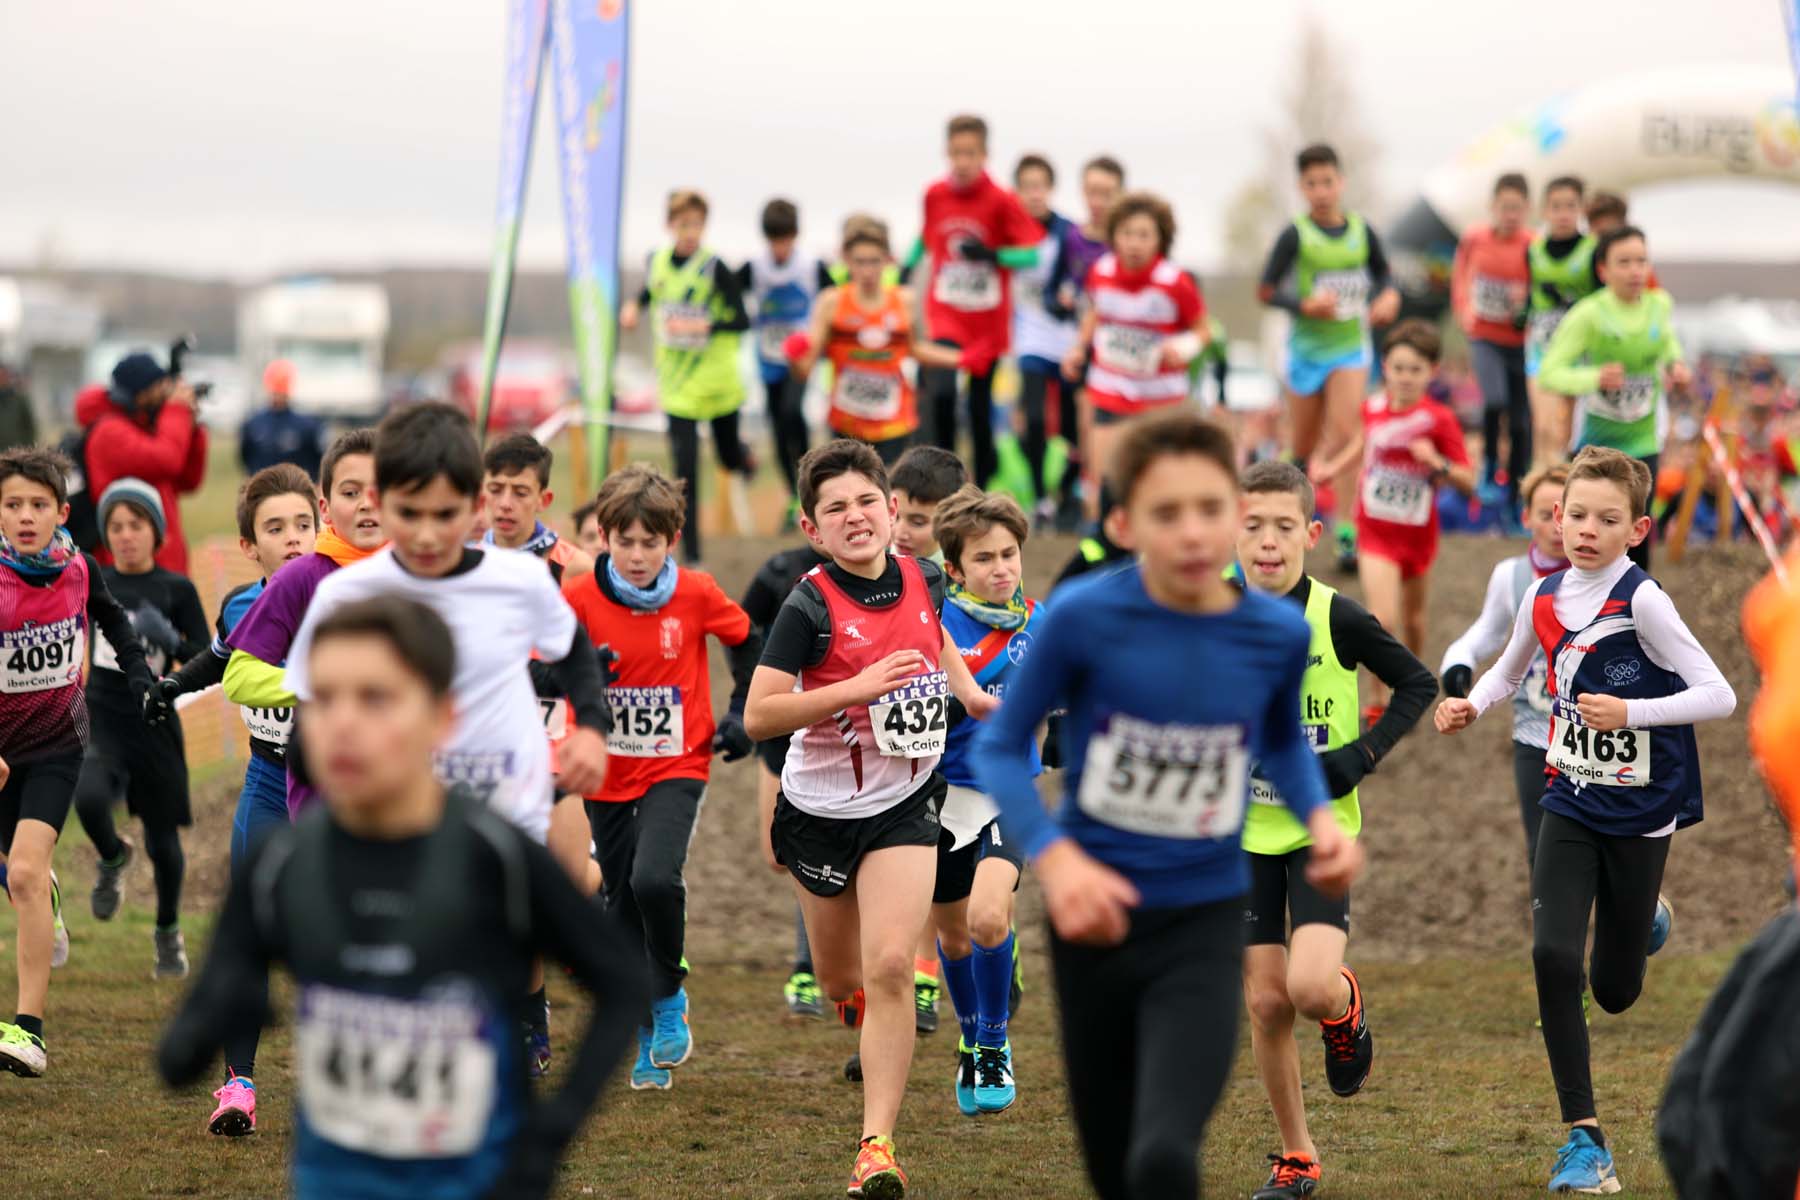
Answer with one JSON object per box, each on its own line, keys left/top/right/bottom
{"left": 560, "top": 464, "right": 761, "bottom": 1091}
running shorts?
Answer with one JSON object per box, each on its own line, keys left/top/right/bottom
{"left": 1243, "top": 847, "right": 1351, "bottom": 945}
{"left": 932, "top": 818, "right": 1025, "bottom": 904}
{"left": 0, "top": 751, "right": 84, "bottom": 849}
{"left": 1355, "top": 520, "right": 1439, "bottom": 580}
{"left": 1286, "top": 344, "right": 1371, "bottom": 398}
{"left": 773, "top": 773, "right": 944, "bottom": 898}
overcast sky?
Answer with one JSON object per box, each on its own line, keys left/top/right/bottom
{"left": 2, "top": 0, "right": 1792, "bottom": 279}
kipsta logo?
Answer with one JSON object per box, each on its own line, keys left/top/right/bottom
{"left": 1603, "top": 657, "right": 1642, "bottom": 687}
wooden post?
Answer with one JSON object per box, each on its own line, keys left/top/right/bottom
{"left": 567, "top": 410, "right": 590, "bottom": 501}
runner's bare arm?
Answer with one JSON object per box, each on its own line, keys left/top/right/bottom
{"left": 744, "top": 653, "right": 926, "bottom": 743}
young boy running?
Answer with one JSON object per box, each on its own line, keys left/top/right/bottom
{"left": 1537, "top": 226, "right": 1691, "bottom": 571}
{"left": 1526, "top": 177, "right": 1599, "bottom": 459}
{"left": 929, "top": 484, "right": 1042, "bottom": 1116}
{"left": 0, "top": 447, "right": 152, "bottom": 1077}
{"left": 1436, "top": 447, "right": 1735, "bottom": 1194}
{"left": 1233, "top": 460, "right": 1436, "bottom": 1200}
{"left": 619, "top": 189, "right": 754, "bottom": 564}
{"left": 146, "top": 461, "right": 318, "bottom": 1134}
{"left": 1311, "top": 320, "right": 1473, "bottom": 714}
{"left": 1046, "top": 154, "right": 1125, "bottom": 530}
{"left": 158, "top": 595, "right": 646, "bottom": 1200}
{"left": 974, "top": 411, "right": 1362, "bottom": 1200}
{"left": 1259, "top": 144, "right": 1402, "bottom": 573}
{"left": 795, "top": 222, "right": 960, "bottom": 464}
{"left": 561, "top": 463, "right": 760, "bottom": 1091}
{"left": 481, "top": 432, "right": 595, "bottom": 584}
{"left": 1440, "top": 464, "right": 1570, "bottom": 866}
{"left": 744, "top": 438, "right": 997, "bottom": 1197}
{"left": 1009, "top": 154, "right": 1078, "bottom": 525}
{"left": 571, "top": 499, "right": 602, "bottom": 558}
{"left": 1453, "top": 173, "right": 1535, "bottom": 517}
{"left": 740, "top": 197, "right": 832, "bottom": 504}
{"left": 909, "top": 113, "right": 1042, "bottom": 489}
{"left": 74, "top": 478, "right": 209, "bottom": 978}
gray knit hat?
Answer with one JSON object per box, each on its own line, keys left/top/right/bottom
{"left": 98, "top": 477, "right": 166, "bottom": 548}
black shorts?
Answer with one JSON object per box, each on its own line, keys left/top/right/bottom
{"left": 933, "top": 819, "right": 1026, "bottom": 904}
{"left": 773, "top": 773, "right": 944, "bottom": 898}
{"left": 1243, "top": 847, "right": 1350, "bottom": 946}
{"left": 0, "top": 752, "right": 84, "bottom": 850}
{"left": 80, "top": 719, "right": 192, "bottom": 828}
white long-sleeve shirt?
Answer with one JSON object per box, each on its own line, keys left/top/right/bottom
{"left": 1442, "top": 551, "right": 1563, "bottom": 748}
{"left": 1467, "top": 554, "right": 1736, "bottom": 729}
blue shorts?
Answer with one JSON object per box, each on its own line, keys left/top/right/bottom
{"left": 1018, "top": 354, "right": 1061, "bottom": 379}
{"left": 231, "top": 753, "right": 290, "bottom": 874}
{"left": 1285, "top": 343, "right": 1371, "bottom": 398}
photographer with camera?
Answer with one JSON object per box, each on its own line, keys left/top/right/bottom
{"left": 72, "top": 350, "right": 208, "bottom": 574}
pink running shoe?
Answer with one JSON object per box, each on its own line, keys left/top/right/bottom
{"left": 209, "top": 1076, "right": 256, "bottom": 1137}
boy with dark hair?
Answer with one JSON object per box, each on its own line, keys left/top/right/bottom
{"left": 0, "top": 447, "right": 152, "bottom": 1077}
{"left": 1010, "top": 154, "right": 1078, "bottom": 526}
{"left": 908, "top": 113, "right": 1043, "bottom": 489}
{"left": 560, "top": 462, "right": 760, "bottom": 1090}
{"left": 888, "top": 444, "right": 968, "bottom": 568}
{"left": 741, "top": 197, "right": 833, "bottom": 507}
{"left": 1233, "top": 458, "right": 1435, "bottom": 1200}
{"left": 1527, "top": 177, "right": 1598, "bottom": 461}
{"left": 481, "top": 431, "right": 594, "bottom": 583}
{"left": 620, "top": 189, "right": 755, "bottom": 564}
{"left": 745, "top": 438, "right": 996, "bottom": 1196}
{"left": 1453, "top": 172, "right": 1535, "bottom": 517}
{"left": 1259, "top": 143, "right": 1402, "bottom": 573}
{"left": 976, "top": 410, "right": 1361, "bottom": 1200}
{"left": 1437, "top": 445, "right": 1734, "bottom": 1194}
{"left": 159, "top": 595, "right": 646, "bottom": 1200}
{"left": 571, "top": 499, "right": 602, "bottom": 557}
{"left": 75, "top": 477, "right": 209, "bottom": 981}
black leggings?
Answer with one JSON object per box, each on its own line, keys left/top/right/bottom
{"left": 1474, "top": 339, "right": 1530, "bottom": 502}
{"left": 1531, "top": 809, "right": 1670, "bottom": 1123}
{"left": 1019, "top": 368, "right": 1070, "bottom": 502}
{"left": 667, "top": 412, "right": 750, "bottom": 563}
{"left": 587, "top": 778, "right": 705, "bottom": 1003}
{"left": 921, "top": 345, "right": 998, "bottom": 488}
{"left": 1051, "top": 897, "right": 1243, "bottom": 1199}
{"left": 763, "top": 374, "right": 809, "bottom": 498}
{"left": 74, "top": 781, "right": 185, "bottom": 930}
{"left": 1512, "top": 740, "right": 1549, "bottom": 866}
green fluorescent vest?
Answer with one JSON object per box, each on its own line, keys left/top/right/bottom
{"left": 1291, "top": 213, "right": 1371, "bottom": 361}
{"left": 648, "top": 246, "right": 746, "bottom": 420}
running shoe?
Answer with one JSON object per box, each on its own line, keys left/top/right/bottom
{"left": 913, "top": 972, "right": 940, "bottom": 1034}
{"left": 844, "top": 1051, "right": 862, "bottom": 1083}
{"left": 1547, "top": 1126, "right": 1620, "bottom": 1194}
{"left": 629, "top": 1027, "right": 671, "bottom": 1091}
{"left": 154, "top": 928, "right": 189, "bottom": 980}
{"left": 847, "top": 1134, "right": 906, "bottom": 1198}
{"left": 49, "top": 870, "right": 68, "bottom": 969}
{"left": 972, "top": 1042, "right": 1015, "bottom": 1113}
{"left": 953, "top": 1040, "right": 977, "bottom": 1116}
{"left": 649, "top": 986, "right": 691, "bottom": 1068}
{"left": 1320, "top": 965, "right": 1372, "bottom": 1097}
{"left": 837, "top": 988, "right": 867, "bottom": 1029}
{"left": 1334, "top": 525, "right": 1358, "bottom": 575}
{"left": 785, "top": 969, "right": 825, "bottom": 1018}
{"left": 91, "top": 838, "right": 134, "bottom": 921}
{"left": 1008, "top": 929, "right": 1024, "bottom": 1017}
{"left": 1252, "top": 1153, "right": 1322, "bottom": 1198}
{"left": 1648, "top": 893, "right": 1674, "bottom": 956}
{"left": 208, "top": 1076, "right": 257, "bottom": 1136}
{"left": 0, "top": 1022, "right": 45, "bottom": 1078}
{"left": 524, "top": 1025, "right": 552, "bottom": 1078}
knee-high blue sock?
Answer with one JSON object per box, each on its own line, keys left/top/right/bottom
{"left": 937, "top": 941, "right": 979, "bottom": 1045}
{"left": 971, "top": 931, "right": 1014, "bottom": 1048}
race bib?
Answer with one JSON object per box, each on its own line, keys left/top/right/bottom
{"left": 1312, "top": 269, "right": 1370, "bottom": 322}
{"left": 833, "top": 368, "right": 903, "bottom": 421}
{"left": 608, "top": 685, "right": 683, "bottom": 758}
{"left": 1094, "top": 323, "right": 1164, "bottom": 376}
{"left": 538, "top": 697, "right": 569, "bottom": 741}
{"left": 1013, "top": 274, "right": 1045, "bottom": 313}
{"left": 1249, "top": 723, "right": 1329, "bottom": 807}
{"left": 1360, "top": 466, "right": 1434, "bottom": 526}
{"left": 434, "top": 751, "right": 518, "bottom": 811}
{"left": 1078, "top": 714, "right": 1249, "bottom": 839}
{"left": 1527, "top": 308, "right": 1566, "bottom": 352}
{"left": 1521, "top": 657, "right": 1554, "bottom": 716}
{"left": 1, "top": 619, "right": 84, "bottom": 694}
{"left": 1472, "top": 274, "right": 1523, "bottom": 324}
{"left": 933, "top": 261, "right": 1000, "bottom": 312}
{"left": 295, "top": 983, "right": 496, "bottom": 1160}
{"left": 1589, "top": 374, "right": 1657, "bottom": 423}
{"left": 758, "top": 320, "right": 798, "bottom": 362}
{"left": 869, "top": 671, "right": 949, "bottom": 759}
{"left": 657, "top": 302, "right": 712, "bottom": 352}
{"left": 1548, "top": 714, "right": 1649, "bottom": 788}
{"left": 241, "top": 704, "right": 294, "bottom": 749}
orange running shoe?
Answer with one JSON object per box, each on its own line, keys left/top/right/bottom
{"left": 847, "top": 1135, "right": 906, "bottom": 1198}
{"left": 1252, "top": 1152, "right": 1322, "bottom": 1198}
{"left": 837, "top": 987, "right": 867, "bottom": 1029}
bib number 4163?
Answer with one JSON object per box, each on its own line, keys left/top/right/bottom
{"left": 1549, "top": 717, "right": 1648, "bottom": 788}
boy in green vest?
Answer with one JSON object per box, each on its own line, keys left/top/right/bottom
{"left": 1258, "top": 144, "right": 1401, "bottom": 576}
{"left": 1525, "top": 176, "right": 1599, "bottom": 460}
{"left": 620, "top": 189, "right": 755, "bottom": 564}
{"left": 1233, "top": 460, "right": 1436, "bottom": 1200}
{"left": 1537, "top": 226, "right": 1691, "bottom": 571}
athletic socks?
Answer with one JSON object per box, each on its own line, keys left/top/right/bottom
{"left": 971, "top": 931, "right": 1014, "bottom": 1047}
{"left": 936, "top": 942, "right": 979, "bottom": 1045}
{"left": 526, "top": 987, "right": 550, "bottom": 1035}
{"left": 1580, "top": 1125, "right": 1607, "bottom": 1149}
{"left": 793, "top": 905, "right": 812, "bottom": 974}
{"left": 15, "top": 1014, "right": 43, "bottom": 1042}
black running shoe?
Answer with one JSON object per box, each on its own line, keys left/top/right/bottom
{"left": 1320, "top": 965, "right": 1372, "bottom": 1097}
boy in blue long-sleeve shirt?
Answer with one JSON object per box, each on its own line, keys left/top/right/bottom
{"left": 975, "top": 409, "right": 1361, "bottom": 1200}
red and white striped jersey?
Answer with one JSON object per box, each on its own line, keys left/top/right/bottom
{"left": 1083, "top": 253, "right": 1204, "bottom": 414}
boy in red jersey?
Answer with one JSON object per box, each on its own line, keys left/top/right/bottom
{"left": 907, "top": 114, "right": 1042, "bottom": 489}
{"left": 560, "top": 463, "right": 759, "bottom": 1092}
{"left": 1453, "top": 173, "right": 1535, "bottom": 518}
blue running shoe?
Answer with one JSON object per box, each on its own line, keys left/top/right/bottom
{"left": 524, "top": 1026, "right": 551, "bottom": 1079}
{"left": 1547, "top": 1127, "right": 1620, "bottom": 1194}
{"left": 953, "top": 1040, "right": 977, "bottom": 1117}
{"left": 629, "top": 1027, "right": 671, "bottom": 1091}
{"left": 649, "top": 987, "right": 692, "bottom": 1068}
{"left": 1648, "top": 893, "right": 1674, "bottom": 956}
{"left": 973, "top": 1042, "right": 1016, "bottom": 1114}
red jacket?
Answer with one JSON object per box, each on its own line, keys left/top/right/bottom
{"left": 75, "top": 384, "right": 209, "bottom": 574}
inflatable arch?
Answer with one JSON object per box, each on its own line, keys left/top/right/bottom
{"left": 1387, "top": 65, "right": 1800, "bottom": 315}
